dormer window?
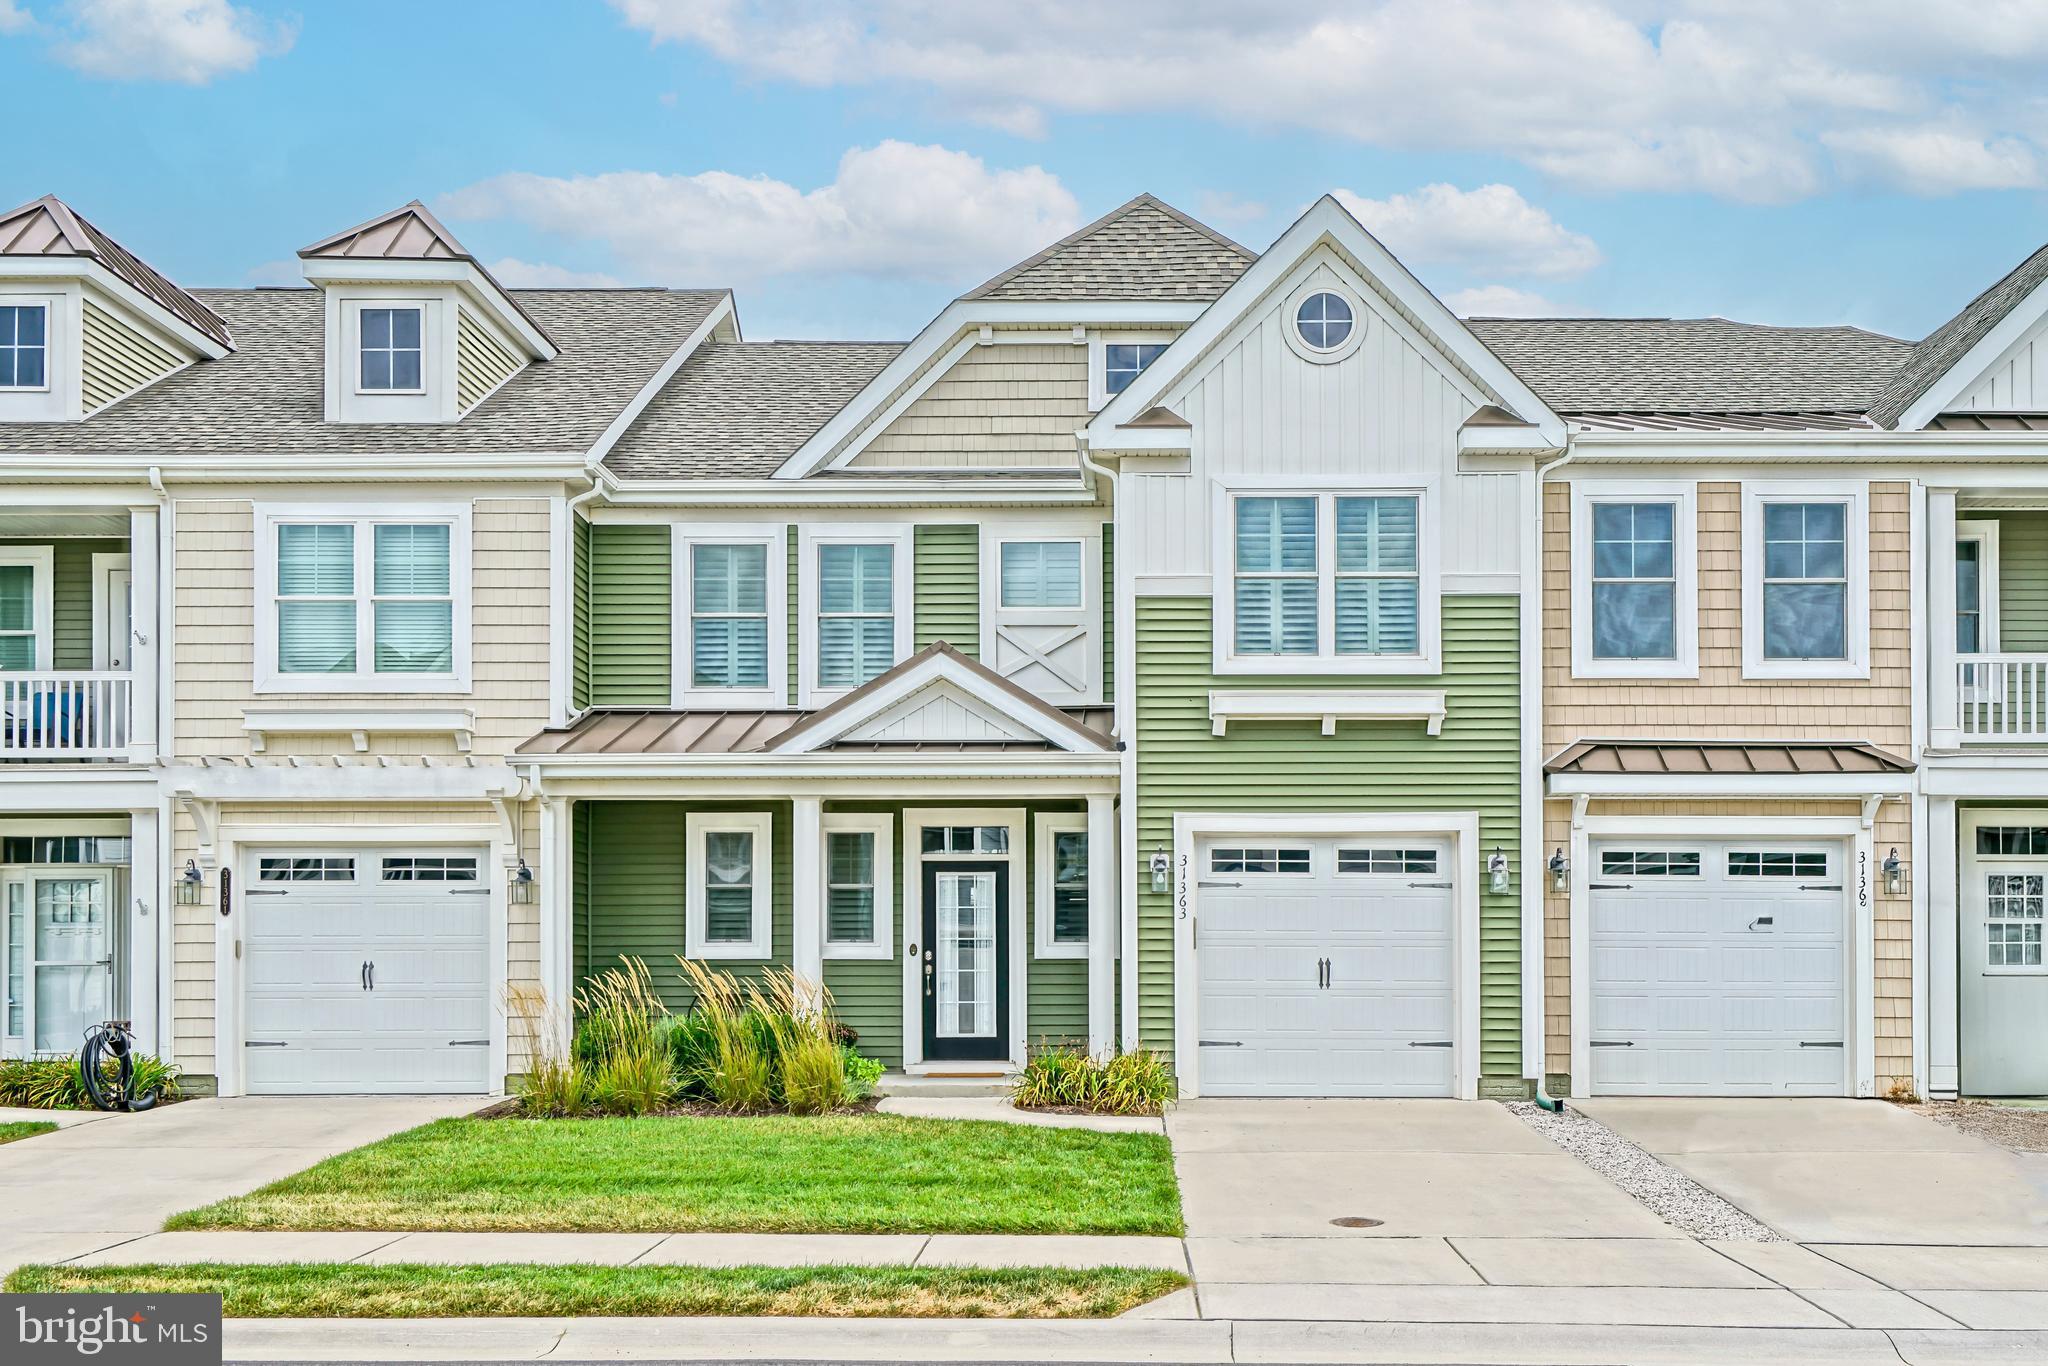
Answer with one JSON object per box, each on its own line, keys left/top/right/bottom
{"left": 359, "top": 307, "right": 423, "bottom": 392}
{"left": 0, "top": 305, "right": 47, "bottom": 390}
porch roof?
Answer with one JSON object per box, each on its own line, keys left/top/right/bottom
{"left": 516, "top": 704, "right": 1115, "bottom": 757}
{"left": 1545, "top": 739, "right": 1915, "bottom": 776}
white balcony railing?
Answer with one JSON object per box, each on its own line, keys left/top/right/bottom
{"left": 1957, "top": 655, "right": 2048, "bottom": 743}
{"left": 0, "top": 672, "right": 132, "bottom": 759}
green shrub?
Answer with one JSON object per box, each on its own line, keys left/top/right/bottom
{"left": 675, "top": 959, "right": 775, "bottom": 1111}
{"left": 757, "top": 968, "right": 845, "bottom": 1116}
{"left": 664, "top": 1013, "right": 718, "bottom": 1101}
{"left": 0, "top": 1054, "right": 182, "bottom": 1110}
{"left": 1013, "top": 1047, "right": 1175, "bottom": 1116}
{"left": 841, "top": 1047, "right": 884, "bottom": 1101}
{"left": 587, "top": 1046, "right": 672, "bottom": 1117}
{"left": 517, "top": 1053, "right": 590, "bottom": 1117}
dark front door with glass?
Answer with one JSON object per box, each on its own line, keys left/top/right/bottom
{"left": 920, "top": 861, "right": 1009, "bottom": 1062}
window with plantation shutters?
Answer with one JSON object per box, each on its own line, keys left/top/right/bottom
{"left": 818, "top": 544, "right": 894, "bottom": 688}
{"left": 692, "top": 544, "right": 768, "bottom": 688}
{"left": 1219, "top": 487, "right": 1434, "bottom": 672}
{"left": 257, "top": 506, "right": 469, "bottom": 692}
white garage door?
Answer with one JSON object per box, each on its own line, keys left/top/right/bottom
{"left": 1588, "top": 842, "right": 1846, "bottom": 1096}
{"left": 1196, "top": 837, "right": 1457, "bottom": 1097}
{"left": 243, "top": 848, "right": 492, "bottom": 1094}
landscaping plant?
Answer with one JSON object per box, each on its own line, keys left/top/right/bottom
{"left": 0, "top": 1054, "right": 181, "bottom": 1111}
{"left": 1013, "top": 1046, "right": 1175, "bottom": 1116}
{"left": 758, "top": 969, "right": 847, "bottom": 1116}
{"left": 675, "top": 958, "right": 775, "bottom": 1111}
{"left": 841, "top": 1047, "right": 884, "bottom": 1101}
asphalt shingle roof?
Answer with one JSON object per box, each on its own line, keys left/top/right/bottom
{"left": 0, "top": 195, "right": 233, "bottom": 350}
{"left": 603, "top": 339, "right": 906, "bottom": 480}
{"left": 1465, "top": 316, "right": 1913, "bottom": 416}
{"left": 962, "top": 194, "right": 1255, "bottom": 303}
{"left": 1866, "top": 241, "right": 2048, "bottom": 428}
{"left": 0, "top": 287, "right": 724, "bottom": 454}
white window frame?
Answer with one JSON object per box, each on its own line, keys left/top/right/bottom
{"left": 0, "top": 301, "right": 51, "bottom": 394}
{"left": 253, "top": 502, "right": 472, "bottom": 694}
{"left": 1033, "top": 811, "right": 1090, "bottom": 959}
{"left": 352, "top": 303, "right": 427, "bottom": 396}
{"left": 1956, "top": 519, "right": 2000, "bottom": 656}
{"left": 797, "top": 523, "right": 913, "bottom": 707}
{"left": 1087, "top": 330, "right": 1177, "bottom": 410}
{"left": 670, "top": 523, "right": 788, "bottom": 708}
{"left": 1282, "top": 279, "right": 1367, "bottom": 365}
{"left": 1209, "top": 476, "right": 1441, "bottom": 677}
{"left": 1570, "top": 481, "right": 1698, "bottom": 680}
{"left": 685, "top": 810, "right": 774, "bottom": 960}
{"left": 0, "top": 547, "right": 54, "bottom": 671}
{"left": 821, "top": 811, "right": 893, "bottom": 961}
{"left": 1741, "top": 482, "right": 1869, "bottom": 680}
{"left": 979, "top": 524, "right": 1102, "bottom": 704}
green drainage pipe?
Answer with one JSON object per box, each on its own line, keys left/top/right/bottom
{"left": 1533, "top": 1081, "right": 1566, "bottom": 1113}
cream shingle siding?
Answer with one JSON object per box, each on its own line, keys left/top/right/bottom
{"left": 171, "top": 496, "right": 552, "bottom": 759}
{"left": 81, "top": 297, "right": 186, "bottom": 412}
{"left": 853, "top": 342, "right": 1088, "bottom": 468}
{"left": 456, "top": 307, "right": 523, "bottom": 412}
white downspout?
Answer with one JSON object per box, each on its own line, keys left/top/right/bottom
{"left": 1526, "top": 441, "right": 1577, "bottom": 1108}
{"left": 1078, "top": 438, "right": 1139, "bottom": 1053}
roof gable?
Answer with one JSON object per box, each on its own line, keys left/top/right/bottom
{"left": 770, "top": 643, "right": 1113, "bottom": 755}
{"left": 298, "top": 200, "right": 473, "bottom": 261}
{"left": 962, "top": 194, "right": 1255, "bottom": 303}
{"left": 1868, "top": 240, "right": 2048, "bottom": 429}
{"left": 0, "top": 194, "right": 232, "bottom": 352}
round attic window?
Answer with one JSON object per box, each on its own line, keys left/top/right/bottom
{"left": 1295, "top": 291, "right": 1355, "bottom": 351}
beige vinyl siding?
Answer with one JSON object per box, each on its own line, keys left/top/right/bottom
{"left": 81, "top": 297, "right": 185, "bottom": 413}
{"left": 0, "top": 537, "right": 122, "bottom": 669}
{"left": 853, "top": 343, "right": 1089, "bottom": 468}
{"left": 1135, "top": 595, "right": 1523, "bottom": 1086}
{"left": 455, "top": 308, "right": 522, "bottom": 412}
{"left": 1540, "top": 797, "right": 1913, "bottom": 1096}
{"left": 170, "top": 496, "right": 553, "bottom": 759}
{"left": 1542, "top": 480, "right": 1912, "bottom": 754}
{"left": 913, "top": 525, "right": 979, "bottom": 656}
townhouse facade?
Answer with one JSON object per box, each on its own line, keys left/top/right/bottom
{"left": 0, "top": 187, "right": 2040, "bottom": 1101}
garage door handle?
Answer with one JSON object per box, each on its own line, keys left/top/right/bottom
{"left": 1749, "top": 916, "right": 1775, "bottom": 930}
{"left": 448, "top": 1039, "right": 489, "bottom": 1047}
{"left": 245, "top": 1041, "right": 287, "bottom": 1048}
{"left": 1197, "top": 880, "right": 1241, "bottom": 888}
{"left": 1799, "top": 1041, "right": 1845, "bottom": 1048}
{"left": 1408, "top": 1040, "right": 1454, "bottom": 1048}
{"left": 366, "top": 961, "right": 374, "bottom": 991}
{"left": 1590, "top": 1040, "right": 1634, "bottom": 1048}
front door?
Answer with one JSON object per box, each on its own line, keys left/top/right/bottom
{"left": 1961, "top": 817, "right": 2048, "bottom": 1096}
{"left": 5, "top": 870, "right": 114, "bottom": 1055}
{"left": 920, "top": 861, "right": 1010, "bottom": 1062}
{"left": 98, "top": 568, "right": 132, "bottom": 671}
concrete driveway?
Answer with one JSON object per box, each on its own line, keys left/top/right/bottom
{"left": 1575, "top": 1098, "right": 2048, "bottom": 1246}
{"left": 0, "top": 1095, "right": 482, "bottom": 1274}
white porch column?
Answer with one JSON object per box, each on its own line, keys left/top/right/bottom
{"left": 128, "top": 505, "right": 160, "bottom": 764}
{"left": 1087, "top": 792, "right": 1116, "bottom": 1056}
{"left": 791, "top": 796, "right": 824, "bottom": 1007}
{"left": 1929, "top": 489, "right": 1960, "bottom": 750}
{"left": 539, "top": 797, "right": 574, "bottom": 1060}
{"left": 1927, "top": 795, "right": 1959, "bottom": 1097}
{"left": 126, "top": 805, "right": 160, "bottom": 1057}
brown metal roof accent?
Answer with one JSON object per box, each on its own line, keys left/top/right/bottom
{"left": 1925, "top": 411, "right": 2048, "bottom": 432}
{"left": 298, "top": 200, "right": 555, "bottom": 350}
{"left": 1129, "top": 405, "right": 1192, "bottom": 429}
{"left": 1461, "top": 403, "right": 1536, "bottom": 428}
{"left": 0, "top": 194, "right": 232, "bottom": 350}
{"left": 1565, "top": 410, "right": 1881, "bottom": 433}
{"left": 1545, "top": 739, "right": 1914, "bottom": 776}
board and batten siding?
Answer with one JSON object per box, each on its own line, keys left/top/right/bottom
{"left": 1117, "top": 256, "right": 1522, "bottom": 583}
{"left": 852, "top": 342, "right": 1089, "bottom": 469}
{"left": 81, "top": 297, "right": 186, "bottom": 413}
{"left": 1953, "top": 309, "right": 2048, "bottom": 411}
{"left": 456, "top": 308, "right": 523, "bottom": 412}
{"left": 1135, "top": 595, "right": 1524, "bottom": 1085}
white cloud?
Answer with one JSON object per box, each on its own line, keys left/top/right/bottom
{"left": 0, "top": 1, "right": 33, "bottom": 34}
{"left": 1443, "top": 284, "right": 1561, "bottom": 318}
{"left": 51, "top": 0, "right": 295, "bottom": 83}
{"left": 487, "top": 258, "right": 627, "bottom": 289}
{"left": 1193, "top": 190, "right": 1267, "bottom": 229}
{"left": 1334, "top": 184, "right": 1601, "bottom": 279}
{"left": 438, "top": 141, "right": 1080, "bottom": 286}
{"left": 608, "top": 1, "right": 2048, "bottom": 202}
{"left": 1823, "top": 124, "right": 2045, "bottom": 194}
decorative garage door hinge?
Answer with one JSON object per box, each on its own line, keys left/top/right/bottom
{"left": 1198, "top": 1040, "right": 1243, "bottom": 1047}
{"left": 1590, "top": 1040, "right": 1634, "bottom": 1048}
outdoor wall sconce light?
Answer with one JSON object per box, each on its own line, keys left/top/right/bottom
{"left": 1149, "top": 846, "right": 1170, "bottom": 894}
{"left": 1488, "top": 848, "right": 1511, "bottom": 896}
{"left": 175, "top": 859, "right": 204, "bottom": 907}
{"left": 1548, "top": 848, "right": 1569, "bottom": 893}
{"left": 1883, "top": 847, "right": 1907, "bottom": 898}
{"left": 510, "top": 858, "right": 537, "bottom": 905}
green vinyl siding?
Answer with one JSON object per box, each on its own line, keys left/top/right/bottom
{"left": 574, "top": 800, "right": 793, "bottom": 1012}
{"left": 572, "top": 801, "right": 592, "bottom": 987}
{"left": 819, "top": 802, "right": 906, "bottom": 1068}
{"left": 1101, "top": 524, "right": 1114, "bottom": 703}
{"left": 1979, "top": 512, "right": 2048, "bottom": 651}
{"left": 1026, "top": 806, "right": 1088, "bottom": 1051}
{"left": 571, "top": 516, "right": 592, "bottom": 710}
{"left": 0, "top": 538, "right": 124, "bottom": 670}
{"left": 915, "top": 525, "right": 978, "bottom": 655}
{"left": 587, "top": 524, "right": 671, "bottom": 705}
{"left": 1133, "top": 594, "right": 1523, "bottom": 1083}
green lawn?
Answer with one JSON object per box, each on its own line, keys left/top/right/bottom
{"left": 168, "top": 1115, "right": 1184, "bottom": 1235}
{"left": 6, "top": 1262, "right": 1186, "bottom": 1319}
{"left": 0, "top": 1121, "right": 56, "bottom": 1145}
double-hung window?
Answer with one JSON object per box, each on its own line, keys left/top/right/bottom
{"left": 1216, "top": 484, "right": 1436, "bottom": 673}
{"left": 822, "top": 813, "right": 893, "bottom": 960}
{"left": 799, "top": 527, "right": 911, "bottom": 703}
{"left": 686, "top": 811, "right": 773, "bottom": 960}
{"left": 0, "top": 304, "right": 47, "bottom": 390}
{"left": 259, "top": 506, "right": 469, "bottom": 691}
{"left": 1742, "top": 484, "right": 1867, "bottom": 679}
{"left": 1571, "top": 485, "right": 1697, "bottom": 678}
{"left": 1033, "top": 813, "right": 1089, "bottom": 958}
{"left": 672, "top": 525, "right": 786, "bottom": 706}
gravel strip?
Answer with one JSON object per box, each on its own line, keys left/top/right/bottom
{"left": 1919, "top": 1099, "right": 2048, "bottom": 1152}
{"left": 1507, "top": 1101, "right": 1783, "bottom": 1242}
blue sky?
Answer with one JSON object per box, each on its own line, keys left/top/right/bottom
{"left": 4, "top": 1, "right": 2047, "bottom": 342}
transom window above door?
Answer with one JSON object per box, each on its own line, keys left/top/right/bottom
{"left": 1571, "top": 485, "right": 1697, "bottom": 679}
{"left": 1742, "top": 484, "right": 1868, "bottom": 680}
{"left": 923, "top": 825, "right": 1008, "bottom": 855}
{"left": 257, "top": 506, "right": 470, "bottom": 693}
{"left": 1216, "top": 486, "right": 1437, "bottom": 675}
